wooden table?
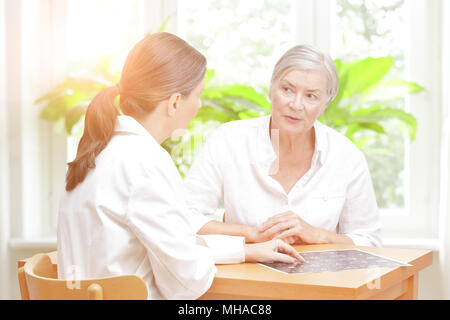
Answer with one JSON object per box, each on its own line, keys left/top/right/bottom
{"left": 198, "top": 244, "right": 433, "bottom": 300}
{"left": 19, "top": 244, "right": 432, "bottom": 300}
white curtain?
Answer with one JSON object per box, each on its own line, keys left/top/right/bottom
{"left": 0, "top": 0, "right": 67, "bottom": 299}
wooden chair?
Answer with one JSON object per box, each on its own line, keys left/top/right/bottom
{"left": 17, "top": 252, "right": 148, "bottom": 300}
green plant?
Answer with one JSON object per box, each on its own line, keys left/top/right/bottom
{"left": 36, "top": 56, "right": 423, "bottom": 180}
{"left": 36, "top": 57, "right": 120, "bottom": 136}
{"left": 163, "top": 57, "right": 423, "bottom": 176}
{"left": 321, "top": 57, "right": 422, "bottom": 146}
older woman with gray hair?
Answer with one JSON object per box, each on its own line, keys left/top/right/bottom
{"left": 184, "top": 44, "right": 382, "bottom": 247}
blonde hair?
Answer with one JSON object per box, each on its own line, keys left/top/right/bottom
{"left": 271, "top": 44, "right": 338, "bottom": 104}
{"left": 65, "top": 32, "right": 206, "bottom": 191}
{"left": 119, "top": 32, "right": 207, "bottom": 117}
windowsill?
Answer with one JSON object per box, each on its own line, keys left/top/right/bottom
{"left": 381, "top": 237, "right": 440, "bottom": 251}
{"left": 8, "top": 237, "right": 57, "bottom": 250}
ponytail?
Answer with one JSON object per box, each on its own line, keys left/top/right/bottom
{"left": 65, "top": 86, "right": 120, "bottom": 191}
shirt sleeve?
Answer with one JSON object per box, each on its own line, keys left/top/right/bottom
{"left": 183, "top": 129, "right": 225, "bottom": 232}
{"left": 198, "top": 234, "right": 245, "bottom": 264}
{"left": 338, "top": 152, "right": 382, "bottom": 247}
{"left": 125, "top": 163, "right": 217, "bottom": 300}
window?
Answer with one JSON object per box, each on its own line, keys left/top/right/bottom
{"left": 178, "top": 0, "right": 411, "bottom": 209}
{"left": 332, "top": 0, "right": 442, "bottom": 242}
{"left": 65, "top": 0, "right": 143, "bottom": 162}
{"left": 177, "top": 0, "right": 442, "bottom": 243}
{"left": 178, "top": 0, "right": 295, "bottom": 88}
{"left": 174, "top": 0, "right": 295, "bottom": 176}
{"left": 60, "top": 0, "right": 442, "bottom": 244}
{"left": 333, "top": 0, "right": 408, "bottom": 210}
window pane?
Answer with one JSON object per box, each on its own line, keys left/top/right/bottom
{"left": 334, "top": 0, "right": 408, "bottom": 209}
{"left": 178, "top": 0, "right": 295, "bottom": 89}
{"left": 65, "top": 0, "right": 142, "bottom": 162}
{"left": 175, "top": 0, "right": 295, "bottom": 176}
{"left": 66, "top": 0, "right": 142, "bottom": 71}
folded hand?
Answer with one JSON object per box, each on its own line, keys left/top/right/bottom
{"left": 259, "top": 211, "right": 327, "bottom": 245}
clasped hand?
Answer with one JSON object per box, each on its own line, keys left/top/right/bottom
{"left": 250, "top": 211, "right": 327, "bottom": 245}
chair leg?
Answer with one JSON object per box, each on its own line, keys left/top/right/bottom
{"left": 17, "top": 267, "right": 30, "bottom": 300}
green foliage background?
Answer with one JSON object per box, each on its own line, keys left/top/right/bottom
{"left": 36, "top": 55, "right": 423, "bottom": 207}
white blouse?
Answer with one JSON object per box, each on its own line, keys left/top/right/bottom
{"left": 184, "top": 115, "right": 382, "bottom": 247}
{"left": 57, "top": 116, "right": 245, "bottom": 300}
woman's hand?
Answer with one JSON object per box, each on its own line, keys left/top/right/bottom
{"left": 196, "top": 236, "right": 207, "bottom": 246}
{"left": 259, "top": 211, "right": 328, "bottom": 245}
{"left": 198, "top": 221, "right": 276, "bottom": 243}
{"left": 244, "top": 239, "right": 305, "bottom": 264}
{"left": 245, "top": 225, "right": 298, "bottom": 245}
{"left": 244, "top": 226, "right": 272, "bottom": 243}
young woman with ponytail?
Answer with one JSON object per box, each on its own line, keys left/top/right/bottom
{"left": 57, "top": 32, "right": 304, "bottom": 300}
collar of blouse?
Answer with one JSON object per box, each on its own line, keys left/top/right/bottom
{"left": 257, "top": 115, "right": 327, "bottom": 170}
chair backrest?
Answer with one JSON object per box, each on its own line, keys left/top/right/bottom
{"left": 18, "top": 253, "right": 148, "bottom": 300}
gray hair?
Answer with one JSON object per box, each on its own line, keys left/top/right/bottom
{"left": 270, "top": 44, "right": 339, "bottom": 104}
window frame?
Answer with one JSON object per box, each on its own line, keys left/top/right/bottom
{"left": 0, "top": 0, "right": 11, "bottom": 299}
{"left": 7, "top": 0, "right": 175, "bottom": 244}
{"left": 379, "top": 0, "right": 443, "bottom": 242}
{"left": 7, "top": 0, "right": 445, "bottom": 248}
{"left": 439, "top": 0, "right": 450, "bottom": 294}
{"left": 141, "top": 0, "right": 178, "bottom": 34}
{"left": 316, "top": 0, "right": 443, "bottom": 244}
{"left": 175, "top": 0, "right": 445, "bottom": 246}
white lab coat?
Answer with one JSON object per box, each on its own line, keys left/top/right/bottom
{"left": 57, "top": 115, "right": 245, "bottom": 300}
{"left": 184, "top": 115, "right": 382, "bottom": 247}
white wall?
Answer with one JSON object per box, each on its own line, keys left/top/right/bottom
{"left": 438, "top": 0, "right": 450, "bottom": 300}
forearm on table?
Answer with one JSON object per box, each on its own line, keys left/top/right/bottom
{"left": 319, "top": 228, "right": 354, "bottom": 245}
{"left": 197, "top": 220, "right": 251, "bottom": 239}
{"left": 330, "top": 233, "right": 354, "bottom": 245}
